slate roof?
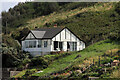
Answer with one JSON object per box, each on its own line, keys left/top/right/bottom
{"left": 22, "top": 27, "right": 84, "bottom": 42}
{"left": 32, "top": 27, "right": 64, "bottom": 39}
{"left": 31, "top": 30, "right": 46, "bottom": 38}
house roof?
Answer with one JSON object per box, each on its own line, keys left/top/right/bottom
{"left": 33, "top": 27, "right": 64, "bottom": 39}
{"left": 22, "top": 27, "right": 84, "bottom": 42}
{"left": 31, "top": 30, "right": 46, "bottom": 38}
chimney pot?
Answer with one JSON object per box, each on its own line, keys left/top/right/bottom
{"left": 54, "top": 24, "right": 57, "bottom": 27}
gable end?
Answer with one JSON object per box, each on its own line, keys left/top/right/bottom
{"left": 22, "top": 31, "right": 37, "bottom": 40}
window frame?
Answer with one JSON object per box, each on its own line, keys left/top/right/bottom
{"left": 25, "top": 40, "right": 36, "bottom": 48}
{"left": 38, "top": 40, "right": 42, "bottom": 48}
{"left": 44, "top": 41, "right": 48, "bottom": 48}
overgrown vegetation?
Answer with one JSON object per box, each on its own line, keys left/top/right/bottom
{"left": 1, "top": 2, "right": 120, "bottom": 79}
{"left": 13, "top": 39, "right": 120, "bottom": 79}
{"left": 2, "top": 2, "right": 120, "bottom": 45}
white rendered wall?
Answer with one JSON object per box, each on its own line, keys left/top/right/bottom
{"left": 52, "top": 28, "right": 85, "bottom": 51}
{"left": 22, "top": 28, "right": 85, "bottom": 56}
{"left": 22, "top": 39, "right": 52, "bottom": 56}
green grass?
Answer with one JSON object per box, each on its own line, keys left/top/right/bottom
{"left": 110, "top": 69, "right": 120, "bottom": 78}
{"left": 17, "top": 2, "right": 115, "bottom": 30}
{"left": 13, "top": 69, "right": 37, "bottom": 78}
{"left": 13, "top": 70, "right": 26, "bottom": 78}
{"left": 31, "top": 39, "right": 120, "bottom": 77}
{"left": 11, "top": 2, "right": 119, "bottom": 46}
{"left": 14, "top": 39, "right": 120, "bottom": 78}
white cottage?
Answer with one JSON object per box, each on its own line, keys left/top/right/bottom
{"left": 22, "top": 27, "right": 85, "bottom": 56}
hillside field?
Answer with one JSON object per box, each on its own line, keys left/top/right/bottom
{"left": 13, "top": 39, "right": 120, "bottom": 79}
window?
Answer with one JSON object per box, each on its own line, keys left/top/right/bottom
{"left": 38, "top": 40, "right": 42, "bottom": 48}
{"left": 67, "top": 42, "right": 77, "bottom": 51}
{"left": 25, "top": 41, "right": 36, "bottom": 48}
{"left": 54, "top": 41, "right": 63, "bottom": 50}
{"left": 25, "top": 41, "right": 29, "bottom": 48}
{"left": 74, "top": 42, "right": 77, "bottom": 51}
{"left": 72, "top": 42, "right": 77, "bottom": 51}
{"left": 44, "top": 41, "right": 48, "bottom": 47}
{"left": 59, "top": 42, "right": 63, "bottom": 50}
{"left": 33, "top": 41, "right": 36, "bottom": 48}
{"left": 72, "top": 42, "right": 74, "bottom": 51}
{"left": 54, "top": 41, "right": 58, "bottom": 50}
{"left": 29, "top": 41, "right": 36, "bottom": 48}
{"left": 29, "top": 41, "right": 32, "bottom": 48}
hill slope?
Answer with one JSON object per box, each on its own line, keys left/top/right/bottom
{"left": 1, "top": 2, "right": 120, "bottom": 79}
{"left": 9, "top": 2, "right": 120, "bottom": 46}
{"left": 14, "top": 39, "right": 120, "bottom": 79}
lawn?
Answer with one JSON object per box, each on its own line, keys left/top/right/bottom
{"left": 31, "top": 39, "right": 120, "bottom": 77}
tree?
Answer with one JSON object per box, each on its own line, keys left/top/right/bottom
{"left": 115, "top": 2, "right": 120, "bottom": 15}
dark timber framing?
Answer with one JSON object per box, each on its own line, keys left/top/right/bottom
{"left": 65, "top": 29, "right": 66, "bottom": 39}
{"left": 60, "top": 32, "right": 61, "bottom": 41}
{"left": 21, "top": 27, "right": 85, "bottom": 43}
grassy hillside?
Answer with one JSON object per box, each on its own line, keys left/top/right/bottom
{"left": 18, "top": 3, "right": 114, "bottom": 29}
{"left": 2, "top": 2, "right": 120, "bottom": 47}
{"left": 9, "top": 2, "right": 120, "bottom": 46}
{"left": 14, "top": 39, "right": 120, "bottom": 79}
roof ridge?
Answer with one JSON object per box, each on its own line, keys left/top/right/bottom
{"left": 33, "top": 26, "right": 65, "bottom": 30}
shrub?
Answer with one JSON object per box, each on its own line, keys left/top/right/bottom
{"left": 2, "top": 35, "right": 21, "bottom": 49}
{"left": 100, "top": 73, "right": 110, "bottom": 78}
{"left": 22, "top": 59, "right": 31, "bottom": 66}
{"left": 89, "top": 72, "right": 100, "bottom": 77}
{"left": 113, "top": 56, "right": 120, "bottom": 60}
{"left": 94, "top": 67, "right": 102, "bottom": 72}
{"left": 101, "top": 58, "right": 112, "bottom": 64}
{"left": 30, "top": 56, "right": 48, "bottom": 68}
{"left": 24, "top": 69, "right": 37, "bottom": 77}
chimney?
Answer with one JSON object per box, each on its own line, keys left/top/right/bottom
{"left": 54, "top": 24, "right": 57, "bottom": 28}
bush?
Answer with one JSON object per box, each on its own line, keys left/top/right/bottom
{"left": 2, "top": 45, "right": 32, "bottom": 68}
{"left": 101, "top": 58, "right": 112, "bottom": 64}
{"left": 24, "top": 69, "right": 37, "bottom": 77}
{"left": 2, "top": 35, "right": 21, "bottom": 49}
{"left": 113, "top": 56, "right": 120, "bottom": 60}
{"left": 94, "top": 67, "right": 102, "bottom": 72}
{"left": 89, "top": 72, "right": 100, "bottom": 77}
{"left": 22, "top": 59, "right": 31, "bottom": 66}
{"left": 30, "top": 56, "right": 48, "bottom": 68}
{"left": 100, "top": 73, "right": 110, "bottom": 78}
